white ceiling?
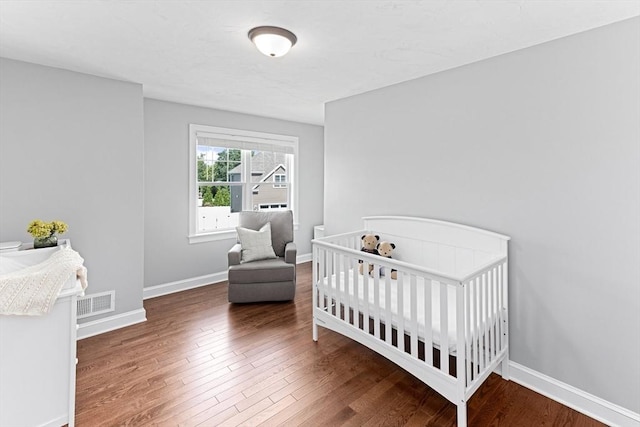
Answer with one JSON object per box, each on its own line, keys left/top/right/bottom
{"left": 1, "top": 1, "right": 638, "bottom": 125}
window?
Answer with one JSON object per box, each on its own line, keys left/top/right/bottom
{"left": 189, "top": 124, "right": 298, "bottom": 243}
{"left": 273, "top": 174, "right": 287, "bottom": 188}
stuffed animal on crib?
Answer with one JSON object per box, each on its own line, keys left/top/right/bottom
{"left": 358, "top": 234, "right": 380, "bottom": 275}
{"left": 376, "top": 241, "right": 398, "bottom": 279}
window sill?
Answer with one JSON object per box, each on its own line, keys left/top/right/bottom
{"left": 188, "top": 230, "right": 236, "bottom": 244}
{"left": 188, "top": 223, "right": 299, "bottom": 244}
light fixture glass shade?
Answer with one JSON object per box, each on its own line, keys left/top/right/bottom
{"left": 248, "top": 26, "right": 297, "bottom": 57}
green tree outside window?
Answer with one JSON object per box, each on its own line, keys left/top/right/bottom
{"left": 202, "top": 186, "right": 214, "bottom": 206}
{"left": 213, "top": 186, "right": 231, "bottom": 206}
{"left": 213, "top": 149, "right": 241, "bottom": 182}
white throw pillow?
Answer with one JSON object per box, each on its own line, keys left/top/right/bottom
{"left": 236, "top": 222, "right": 278, "bottom": 263}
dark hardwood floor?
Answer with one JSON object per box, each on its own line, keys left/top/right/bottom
{"left": 76, "top": 262, "right": 604, "bottom": 426}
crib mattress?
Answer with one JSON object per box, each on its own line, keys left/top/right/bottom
{"left": 318, "top": 269, "right": 492, "bottom": 352}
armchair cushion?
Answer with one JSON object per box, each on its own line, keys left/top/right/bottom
{"left": 236, "top": 223, "right": 277, "bottom": 263}
{"left": 228, "top": 258, "right": 294, "bottom": 284}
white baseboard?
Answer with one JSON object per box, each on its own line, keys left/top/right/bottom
{"left": 77, "top": 308, "right": 146, "bottom": 340}
{"left": 143, "top": 272, "right": 227, "bottom": 300}
{"left": 509, "top": 361, "right": 640, "bottom": 427}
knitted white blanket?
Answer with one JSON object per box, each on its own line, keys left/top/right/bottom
{"left": 0, "top": 246, "right": 88, "bottom": 316}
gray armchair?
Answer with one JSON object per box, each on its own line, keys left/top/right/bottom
{"left": 227, "top": 210, "right": 296, "bottom": 303}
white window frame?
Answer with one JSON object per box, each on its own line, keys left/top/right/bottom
{"left": 188, "top": 124, "right": 299, "bottom": 243}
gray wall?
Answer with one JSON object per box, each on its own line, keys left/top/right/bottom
{"left": 324, "top": 18, "right": 639, "bottom": 412}
{"left": 143, "top": 99, "right": 323, "bottom": 288}
{"left": 0, "top": 58, "right": 145, "bottom": 321}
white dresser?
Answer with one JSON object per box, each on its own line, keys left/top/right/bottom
{"left": 0, "top": 240, "right": 83, "bottom": 427}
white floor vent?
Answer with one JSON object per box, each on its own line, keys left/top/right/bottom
{"left": 77, "top": 291, "right": 115, "bottom": 319}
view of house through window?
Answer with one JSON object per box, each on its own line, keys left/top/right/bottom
{"left": 189, "top": 124, "right": 297, "bottom": 240}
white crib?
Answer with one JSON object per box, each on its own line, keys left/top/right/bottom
{"left": 312, "top": 216, "right": 510, "bottom": 427}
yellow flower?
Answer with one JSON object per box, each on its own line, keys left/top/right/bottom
{"left": 51, "top": 220, "right": 68, "bottom": 234}
{"left": 27, "top": 219, "right": 68, "bottom": 238}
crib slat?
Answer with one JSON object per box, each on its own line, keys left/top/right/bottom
{"left": 325, "top": 250, "right": 331, "bottom": 312}
{"left": 335, "top": 254, "right": 342, "bottom": 320}
{"left": 328, "top": 251, "right": 338, "bottom": 316}
{"left": 490, "top": 267, "right": 497, "bottom": 360}
{"left": 342, "top": 255, "right": 351, "bottom": 325}
{"left": 341, "top": 255, "right": 347, "bottom": 322}
{"left": 465, "top": 280, "right": 472, "bottom": 385}
{"left": 500, "top": 262, "right": 507, "bottom": 352}
{"left": 478, "top": 273, "right": 484, "bottom": 372}
{"left": 397, "top": 273, "right": 405, "bottom": 352}
{"left": 345, "top": 257, "right": 358, "bottom": 326}
{"left": 353, "top": 258, "right": 360, "bottom": 330}
{"left": 332, "top": 253, "right": 338, "bottom": 317}
{"left": 480, "top": 272, "right": 487, "bottom": 372}
{"left": 440, "top": 281, "right": 449, "bottom": 374}
{"left": 484, "top": 271, "right": 491, "bottom": 367}
{"left": 319, "top": 249, "right": 326, "bottom": 311}
{"left": 498, "top": 263, "right": 503, "bottom": 353}
{"left": 384, "top": 274, "right": 392, "bottom": 345}
{"left": 373, "top": 266, "right": 380, "bottom": 339}
{"left": 410, "top": 274, "right": 418, "bottom": 358}
{"left": 498, "top": 264, "right": 503, "bottom": 352}
{"left": 456, "top": 283, "right": 466, "bottom": 392}
{"left": 497, "top": 265, "right": 502, "bottom": 355}
{"left": 486, "top": 269, "right": 492, "bottom": 364}
{"left": 489, "top": 268, "right": 495, "bottom": 361}
{"left": 363, "top": 263, "right": 370, "bottom": 333}
{"left": 474, "top": 276, "right": 481, "bottom": 377}
{"left": 424, "top": 277, "right": 433, "bottom": 365}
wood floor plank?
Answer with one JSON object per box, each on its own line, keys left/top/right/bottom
{"left": 243, "top": 394, "right": 298, "bottom": 426}
{"left": 75, "top": 262, "right": 606, "bottom": 426}
{"left": 181, "top": 390, "right": 250, "bottom": 426}
{"left": 217, "top": 396, "right": 274, "bottom": 427}
{"left": 194, "top": 405, "right": 238, "bottom": 427}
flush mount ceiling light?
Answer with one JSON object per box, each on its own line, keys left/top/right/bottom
{"left": 248, "top": 26, "right": 297, "bottom": 57}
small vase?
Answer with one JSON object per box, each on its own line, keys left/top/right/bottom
{"left": 34, "top": 235, "right": 58, "bottom": 249}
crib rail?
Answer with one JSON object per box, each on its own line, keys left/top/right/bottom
{"left": 312, "top": 230, "right": 509, "bottom": 425}
{"left": 314, "top": 231, "right": 464, "bottom": 283}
